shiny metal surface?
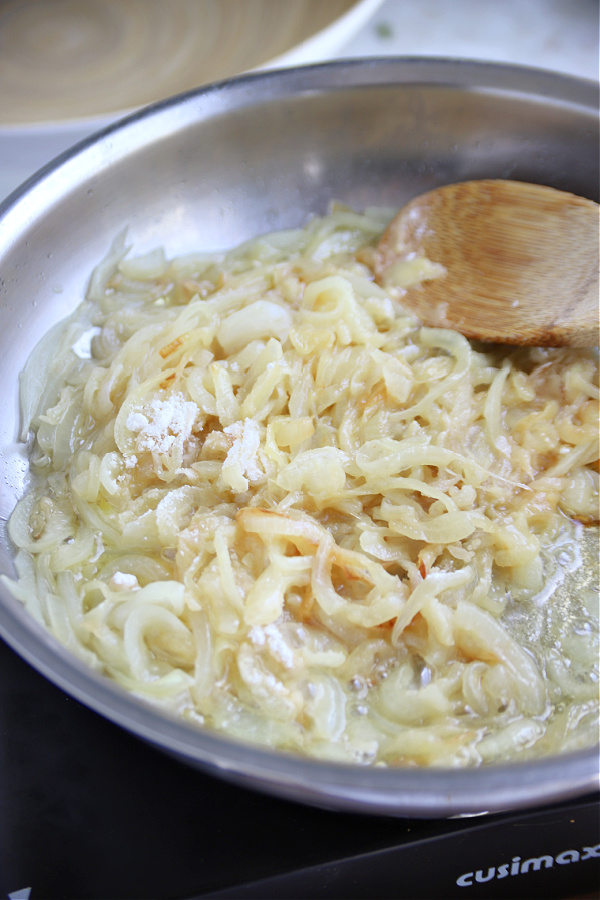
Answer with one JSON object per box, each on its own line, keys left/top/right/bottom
{"left": 0, "top": 59, "right": 598, "bottom": 817}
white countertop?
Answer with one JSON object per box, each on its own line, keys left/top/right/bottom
{"left": 343, "top": 0, "right": 599, "bottom": 81}
{"left": 1, "top": 0, "right": 598, "bottom": 202}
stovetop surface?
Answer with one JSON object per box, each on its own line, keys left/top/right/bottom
{"left": 0, "top": 638, "right": 598, "bottom": 900}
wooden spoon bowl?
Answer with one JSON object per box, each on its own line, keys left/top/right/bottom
{"left": 375, "top": 180, "right": 599, "bottom": 347}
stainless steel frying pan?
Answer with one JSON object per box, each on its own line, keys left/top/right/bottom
{"left": 0, "top": 58, "right": 598, "bottom": 817}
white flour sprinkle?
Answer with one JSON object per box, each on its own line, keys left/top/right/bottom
{"left": 264, "top": 624, "right": 295, "bottom": 668}
{"left": 125, "top": 393, "right": 198, "bottom": 462}
{"left": 222, "top": 418, "right": 262, "bottom": 491}
{"left": 126, "top": 412, "right": 148, "bottom": 433}
{"left": 249, "top": 624, "right": 295, "bottom": 669}
{"left": 249, "top": 626, "right": 266, "bottom": 646}
{"left": 111, "top": 572, "right": 139, "bottom": 590}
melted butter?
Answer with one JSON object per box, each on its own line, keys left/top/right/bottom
{"left": 503, "top": 523, "right": 599, "bottom": 680}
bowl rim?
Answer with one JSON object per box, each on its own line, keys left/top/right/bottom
{"left": 0, "top": 0, "right": 386, "bottom": 132}
{"left": 0, "top": 56, "right": 598, "bottom": 817}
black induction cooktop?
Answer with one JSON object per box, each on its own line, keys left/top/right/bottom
{"left": 0, "top": 637, "right": 598, "bottom": 900}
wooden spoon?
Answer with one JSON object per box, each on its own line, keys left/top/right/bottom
{"left": 374, "top": 180, "right": 599, "bottom": 347}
